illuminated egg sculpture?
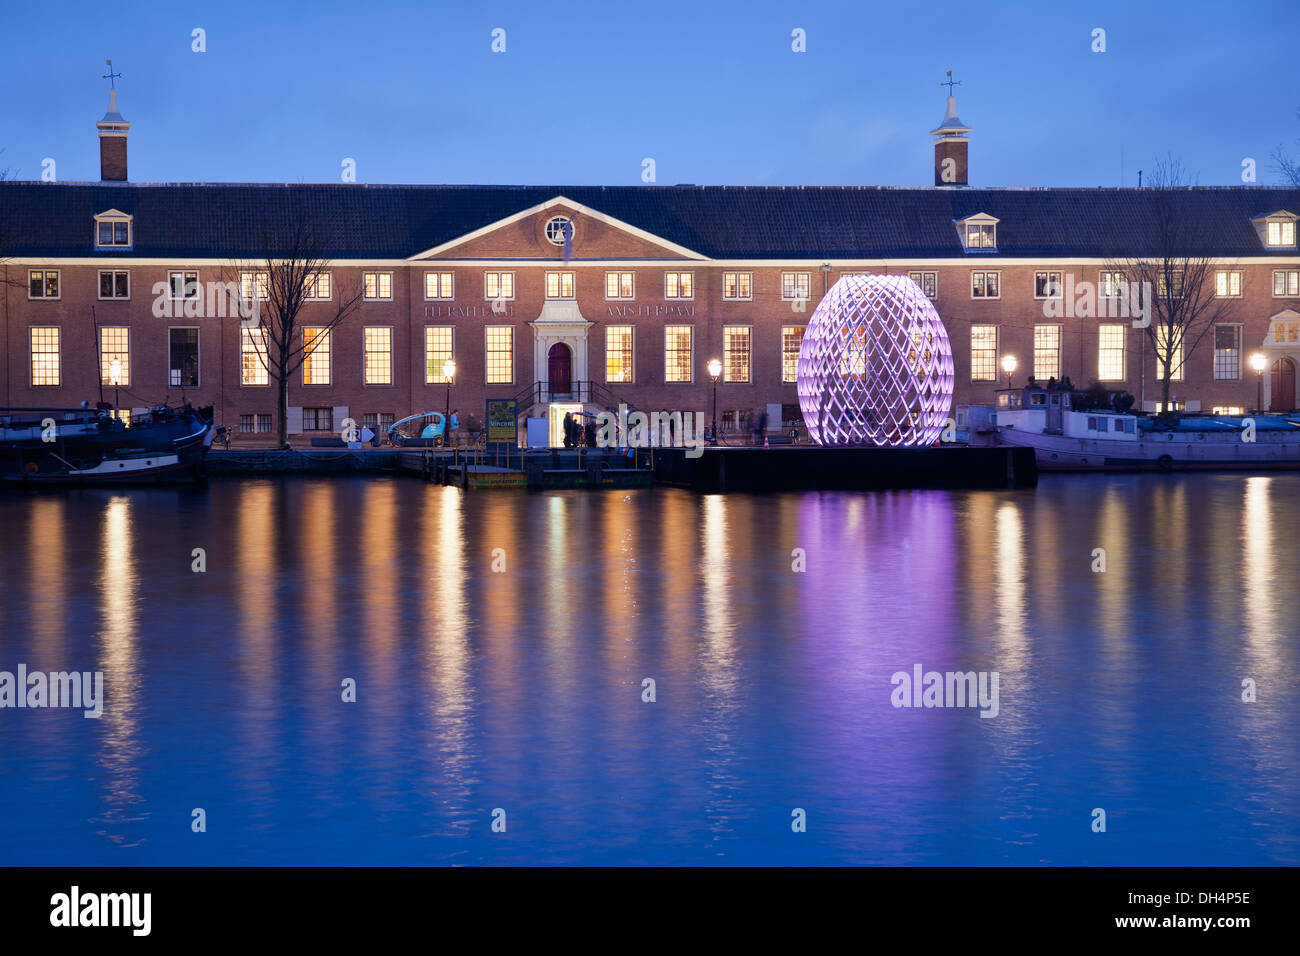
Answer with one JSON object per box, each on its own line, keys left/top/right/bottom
{"left": 796, "top": 274, "right": 954, "bottom": 446}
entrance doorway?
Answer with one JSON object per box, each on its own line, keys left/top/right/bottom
{"left": 1270, "top": 357, "right": 1296, "bottom": 411}
{"left": 548, "top": 343, "right": 572, "bottom": 397}
{"left": 548, "top": 403, "right": 584, "bottom": 448}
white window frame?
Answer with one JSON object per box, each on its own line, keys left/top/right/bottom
{"left": 781, "top": 326, "right": 805, "bottom": 384}
{"left": 663, "top": 325, "right": 694, "bottom": 383}
{"left": 363, "top": 326, "right": 393, "bottom": 386}
{"left": 722, "top": 272, "right": 752, "bottom": 301}
{"left": 1098, "top": 324, "right": 1127, "bottom": 382}
{"left": 169, "top": 270, "right": 200, "bottom": 301}
{"left": 363, "top": 271, "right": 393, "bottom": 301}
{"left": 969, "top": 325, "right": 998, "bottom": 382}
{"left": 908, "top": 271, "right": 937, "bottom": 298}
{"left": 1215, "top": 270, "right": 1243, "bottom": 298}
{"left": 240, "top": 327, "right": 270, "bottom": 387}
{"left": 1273, "top": 270, "right": 1300, "bottom": 297}
{"left": 780, "top": 272, "right": 811, "bottom": 301}
{"left": 605, "top": 325, "right": 635, "bottom": 384}
{"left": 1033, "top": 324, "right": 1062, "bottom": 380}
{"left": 97, "top": 269, "right": 130, "bottom": 300}
{"left": 545, "top": 271, "right": 575, "bottom": 300}
{"left": 604, "top": 271, "right": 635, "bottom": 301}
{"left": 425, "top": 326, "right": 455, "bottom": 384}
{"left": 423, "top": 271, "right": 454, "bottom": 301}
{"left": 722, "top": 325, "right": 752, "bottom": 384}
{"left": 484, "top": 271, "right": 516, "bottom": 301}
{"left": 93, "top": 211, "right": 133, "bottom": 249}
{"left": 970, "top": 271, "right": 1001, "bottom": 299}
{"left": 168, "top": 326, "right": 201, "bottom": 388}
{"left": 304, "top": 272, "right": 333, "bottom": 302}
{"left": 1033, "top": 271, "right": 1064, "bottom": 300}
{"left": 30, "top": 326, "right": 61, "bottom": 386}
{"left": 302, "top": 327, "right": 332, "bottom": 386}
{"left": 485, "top": 326, "right": 515, "bottom": 385}
{"left": 28, "top": 269, "right": 61, "bottom": 300}
{"left": 664, "top": 271, "right": 694, "bottom": 300}
{"left": 1266, "top": 219, "right": 1297, "bottom": 247}
{"left": 1213, "top": 324, "right": 1242, "bottom": 381}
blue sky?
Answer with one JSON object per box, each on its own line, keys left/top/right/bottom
{"left": 2, "top": 0, "right": 1297, "bottom": 187}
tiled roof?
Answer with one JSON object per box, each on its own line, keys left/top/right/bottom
{"left": 2, "top": 181, "right": 1299, "bottom": 260}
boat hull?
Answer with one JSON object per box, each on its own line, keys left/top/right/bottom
{"left": 0, "top": 406, "right": 214, "bottom": 485}
{"left": 991, "top": 427, "right": 1300, "bottom": 472}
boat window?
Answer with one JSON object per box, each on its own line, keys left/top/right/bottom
{"left": 1050, "top": 395, "right": 1060, "bottom": 405}
{"left": 1096, "top": 418, "right": 1109, "bottom": 432}
{"left": 1087, "top": 417, "right": 1097, "bottom": 429}
{"left": 1030, "top": 393, "right": 1046, "bottom": 405}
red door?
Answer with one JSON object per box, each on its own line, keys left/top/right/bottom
{"left": 548, "top": 343, "right": 572, "bottom": 396}
{"left": 1270, "top": 357, "right": 1296, "bottom": 411}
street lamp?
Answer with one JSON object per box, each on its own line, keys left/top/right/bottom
{"left": 707, "top": 357, "right": 722, "bottom": 444}
{"left": 442, "top": 358, "right": 456, "bottom": 449}
{"left": 1251, "top": 352, "right": 1267, "bottom": 412}
{"left": 1001, "top": 354, "right": 1017, "bottom": 389}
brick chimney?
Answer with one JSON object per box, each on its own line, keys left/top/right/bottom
{"left": 930, "top": 94, "right": 971, "bottom": 187}
{"left": 97, "top": 89, "right": 130, "bottom": 181}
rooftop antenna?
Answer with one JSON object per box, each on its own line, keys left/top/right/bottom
{"left": 940, "top": 70, "right": 961, "bottom": 94}
{"left": 102, "top": 59, "right": 121, "bottom": 89}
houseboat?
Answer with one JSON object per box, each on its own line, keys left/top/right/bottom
{"left": 969, "top": 384, "right": 1300, "bottom": 471}
{"left": 0, "top": 402, "right": 215, "bottom": 484}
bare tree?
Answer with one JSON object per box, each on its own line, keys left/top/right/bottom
{"left": 228, "top": 210, "right": 363, "bottom": 447}
{"left": 1106, "top": 156, "right": 1240, "bottom": 418}
{"left": 1272, "top": 108, "right": 1300, "bottom": 186}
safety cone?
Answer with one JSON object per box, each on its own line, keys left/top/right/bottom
{"left": 763, "top": 434, "right": 770, "bottom": 449}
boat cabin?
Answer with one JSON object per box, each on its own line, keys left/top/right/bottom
{"left": 993, "top": 385, "right": 1139, "bottom": 440}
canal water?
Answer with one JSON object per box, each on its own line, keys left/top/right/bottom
{"left": 1, "top": 474, "right": 1297, "bottom": 865}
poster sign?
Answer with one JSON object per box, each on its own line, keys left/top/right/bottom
{"left": 486, "top": 399, "right": 518, "bottom": 443}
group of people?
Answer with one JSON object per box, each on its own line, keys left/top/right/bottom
{"left": 562, "top": 412, "right": 597, "bottom": 448}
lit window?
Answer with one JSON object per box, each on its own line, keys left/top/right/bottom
{"left": 605, "top": 272, "right": 635, "bottom": 300}
{"left": 424, "top": 272, "right": 453, "bottom": 300}
{"left": 169, "top": 328, "right": 200, "bottom": 387}
{"left": 1267, "top": 220, "right": 1297, "bottom": 246}
{"left": 1273, "top": 270, "right": 1300, "bottom": 297}
{"left": 665, "top": 272, "right": 694, "bottom": 299}
{"left": 30, "top": 327, "right": 60, "bottom": 386}
{"left": 425, "top": 327, "right": 454, "bottom": 383}
{"left": 1099, "top": 271, "right": 1127, "bottom": 298}
{"left": 606, "top": 326, "right": 634, "bottom": 383}
{"left": 241, "top": 328, "right": 269, "bottom": 386}
{"left": 1212, "top": 406, "right": 1245, "bottom": 416}
{"left": 1034, "top": 271, "right": 1063, "bottom": 299}
{"left": 485, "top": 327, "right": 514, "bottom": 384}
{"left": 722, "top": 272, "right": 752, "bottom": 300}
{"left": 169, "top": 271, "right": 200, "bottom": 300}
{"left": 99, "top": 328, "right": 130, "bottom": 386}
{"left": 303, "top": 327, "right": 331, "bottom": 385}
{"left": 723, "top": 326, "right": 751, "bottom": 383}
{"left": 364, "top": 327, "right": 392, "bottom": 385}
{"left": 302, "top": 272, "right": 331, "bottom": 301}
{"left": 1154, "top": 326, "right": 1184, "bottom": 382}
{"left": 240, "top": 272, "right": 269, "bottom": 302}
{"left": 908, "top": 272, "right": 937, "bottom": 298}
{"left": 971, "top": 271, "right": 1000, "bottom": 299}
{"left": 98, "top": 270, "right": 130, "bottom": 299}
{"left": 970, "top": 325, "right": 998, "bottom": 381}
{"left": 664, "top": 325, "right": 693, "bottom": 382}
{"left": 1214, "top": 325, "right": 1241, "bottom": 380}
{"left": 1215, "top": 271, "right": 1242, "bottom": 298}
{"left": 363, "top": 272, "right": 392, "bottom": 300}
{"left": 963, "top": 222, "right": 996, "bottom": 249}
{"left": 781, "top": 273, "right": 811, "bottom": 300}
{"left": 29, "top": 270, "right": 60, "bottom": 299}
{"left": 1098, "top": 324, "right": 1126, "bottom": 381}
{"left": 545, "top": 271, "right": 575, "bottom": 299}
{"left": 485, "top": 272, "right": 515, "bottom": 300}
{"left": 782, "top": 327, "right": 805, "bottom": 383}
{"left": 1033, "top": 325, "right": 1061, "bottom": 380}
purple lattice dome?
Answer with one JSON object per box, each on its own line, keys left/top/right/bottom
{"left": 796, "top": 275, "right": 955, "bottom": 446}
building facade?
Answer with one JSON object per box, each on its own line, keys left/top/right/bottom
{"left": 3, "top": 92, "right": 1300, "bottom": 442}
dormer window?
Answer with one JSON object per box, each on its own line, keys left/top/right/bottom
{"left": 1252, "top": 210, "right": 1297, "bottom": 248}
{"left": 93, "top": 209, "right": 132, "bottom": 248}
{"left": 1267, "top": 220, "right": 1296, "bottom": 247}
{"left": 957, "top": 214, "right": 998, "bottom": 251}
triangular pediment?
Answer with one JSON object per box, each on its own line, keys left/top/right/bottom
{"left": 409, "top": 196, "right": 707, "bottom": 261}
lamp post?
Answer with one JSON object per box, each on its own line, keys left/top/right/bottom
{"left": 442, "top": 358, "right": 456, "bottom": 449}
{"left": 707, "top": 358, "right": 722, "bottom": 444}
{"left": 1251, "top": 352, "right": 1266, "bottom": 412}
{"left": 1001, "top": 354, "right": 1017, "bottom": 389}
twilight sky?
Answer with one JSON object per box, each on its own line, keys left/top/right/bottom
{"left": 1, "top": 0, "right": 1297, "bottom": 188}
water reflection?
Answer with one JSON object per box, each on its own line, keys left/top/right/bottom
{"left": 0, "top": 474, "right": 1297, "bottom": 865}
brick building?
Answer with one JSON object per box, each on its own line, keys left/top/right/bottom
{"left": 2, "top": 90, "right": 1299, "bottom": 443}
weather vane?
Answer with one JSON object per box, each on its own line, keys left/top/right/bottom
{"left": 940, "top": 71, "right": 961, "bottom": 94}
{"left": 102, "top": 59, "right": 121, "bottom": 90}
